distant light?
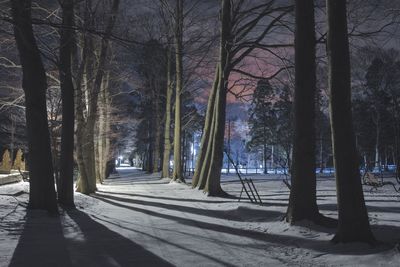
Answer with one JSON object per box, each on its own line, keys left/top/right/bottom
{"left": 119, "top": 156, "right": 123, "bottom": 160}
{"left": 260, "top": 165, "right": 263, "bottom": 168}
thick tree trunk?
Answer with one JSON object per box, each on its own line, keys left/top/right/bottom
{"left": 194, "top": 0, "right": 231, "bottom": 196}
{"left": 96, "top": 74, "right": 107, "bottom": 182}
{"left": 75, "top": 0, "right": 119, "bottom": 194}
{"left": 97, "top": 72, "right": 110, "bottom": 182}
{"left": 326, "top": 0, "right": 375, "bottom": 244}
{"left": 286, "top": 0, "right": 329, "bottom": 225}
{"left": 191, "top": 65, "right": 219, "bottom": 187}
{"left": 172, "top": 0, "right": 184, "bottom": 182}
{"left": 203, "top": 70, "right": 228, "bottom": 195}
{"left": 76, "top": 33, "right": 96, "bottom": 194}
{"left": 58, "top": 0, "right": 75, "bottom": 207}
{"left": 74, "top": 29, "right": 89, "bottom": 193}
{"left": 161, "top": 48, "right": 173, "bottom": 178}
{"left": 82, "top": 127, "right": 97, "bottom": 189}
{"left": 103, "top": 77, "right": 112, "bottom": 179}
{"left": 11, "top": 0, "right": 57, "bottom": 213}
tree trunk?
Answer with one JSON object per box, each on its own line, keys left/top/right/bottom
{"left": 95, "top": 104, "right": 102, "bottom": 181}
{"left": 153, "top": 86, "right": 161, "bottom": 173}
{"left": 99, "top": 72, "right": 111, "bottom": 181}
{"left": 161, "top": 48, "right": 173, "bottom": 178}
{"left": 172, "top": 0, "right": 184, "bottom": 182}
{"left": 191, "top": 65, "right": 219, "bottom": 187}
{"left": 95, "top": 72, "right": 109, "bottom": 183}
{"left": 103, "top": 77, "right": 112, "bottom": 178}
{"left": 11, "top": 0, "right": 57, "bottom": 213}
{"left": 227, "top": 119, "right": 231, "bottom": 174}
{"left": 182, "top": 130, "right": 187, "bottom": 175}
{"left": 76, "top": 32, "right": 97, "bottom": 193}
{"left": 320, "top": 133, "right": 324, "bottom": 173}
{"left": 75, "top": 0, "right": 120, "bottom": 194}
{"left": 375, "top": 126, "right": 380, "bottom": 170}
{"left": 263, "top": 126, "right": 267, "bottom": 174}
{"left": 194, "top": 0, "right": 231, "bottom": 196}
{"left": 147, "top": 118, "right": 154, "bottom": 173}
{"left": 58, "top": 0, "right": 75, "bottom": 207}
{"left": 74, "top": 28, "right": 89, "bottom": 193}
{"left": 326, "top": 0, "right": 375, "bottom": 244}
{"left": 286, "top": 0, "right": 327, "bottom": 225}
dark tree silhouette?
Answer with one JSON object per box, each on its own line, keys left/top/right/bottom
{"left": 286, "top": 0, "right": 335, "bottom": 227}
{"left": 172, "top": 0, "right": 185, "bottom": 182}
{"left": 11, "top": 0, "right": 57, "bottom": 213}
{"left": 58, "top": 0, "right": 75, "bottom": 207}
{"left": 326, "top": 0, "right": 375, "bottom": 244}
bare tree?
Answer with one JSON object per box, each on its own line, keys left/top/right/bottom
{"left": 58, "top": 0, "right": 75, "bottom": 207}
{"left": 11, "top": 0, "right": 57, "bottom": 213}
{"left": 326, "top": 0, "right": 375, "bottom": 244}
{"left": 161, "top": 46, "right": 174, "bottom": 178}
{"left": 192, "top": 0, "right": 293, "bottom": 195}
{"left": 172, "top": 0, "right": 184, "bottom": 182}
{"left": 286, "top": 0, "right": 336, "bottom": 227}
{"left": 75, "top": 0, "right": 120, "bottom": 194}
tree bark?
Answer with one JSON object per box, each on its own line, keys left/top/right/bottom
{"left": 76, "top": 0, "right": 120, "bottom": 194}
{"left": 161, "top": 48, "right": 173, "bottom": 178}
{"left": 191, "top": 65, "right": 219, "bottom": 187}
{"left": 58, "top": 0, "right": 75, "bottom": 207}
{"left": 95, "top": 72, "right": 110, "bottom": 183}
{"left": 172, "top": 0, "right": 184, "bottom": 182}
{"left": 263, "top": 126, "right": 267, "bottom": 174}
{"left": 11, "top": 0, "right": 58, "bottom": 213}
{"left": 153, "top": 83, "right": 162, "bottom": 173}
{"left": 194, "top": 0, "right": 231, "bottom": 196}
{"left": 326, "top": 0, "right": 375, "bottom": 244}
{"left": 286, "top": 0, "right": 329, "bottom": 225}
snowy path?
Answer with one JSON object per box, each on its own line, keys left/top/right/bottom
{"left": 1, "top": 168, "right": 400, "bottom": 266}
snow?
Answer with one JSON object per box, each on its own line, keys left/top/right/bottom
{"left": 0, "top": 168, "right": 399, "bottom": 266}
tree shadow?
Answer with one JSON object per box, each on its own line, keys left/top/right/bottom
{"left": 97, "top": 190, "right": 237, "bottom": 204}
{"left": 8, "top": 208, "right": 174, "bottom": 266}
{"left": 89, "top": 213, "right": 237, "bottom": 267}
{"left": 104, "top": 179, "right": 168, "bottom": 186}
{"left": 9, "top": 210, "right": 72, "bottom": 267}
{"left": 93, "top": 196, "right": 399, "bottom": 256}
{"left": 94, "top": 193, "right": 284, "bottom": 222}
{"left": 319, "top": 203, "right": 400, "bottom": 214}
{"left": 65, "top": 209, "right": 174, "bottom": 266}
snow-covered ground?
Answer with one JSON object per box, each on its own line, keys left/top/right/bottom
{"left": 0, "top": 168, "right": 399, "bottom": 266}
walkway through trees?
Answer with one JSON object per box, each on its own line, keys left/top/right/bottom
{"left": 1, "top": 168, "right": 399, "bottom": 266}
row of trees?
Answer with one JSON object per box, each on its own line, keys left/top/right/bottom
{"left": 5, "top": 0, "right": 400, "bottom": 246}
{"left": 285, "top": 0, "right": 376, "bottom": 244}
{"left": 8, "top": 0, "right": 126, "bottom": 211}
{"left": 132, "top": 0, "right": 388, "bottom": 244}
